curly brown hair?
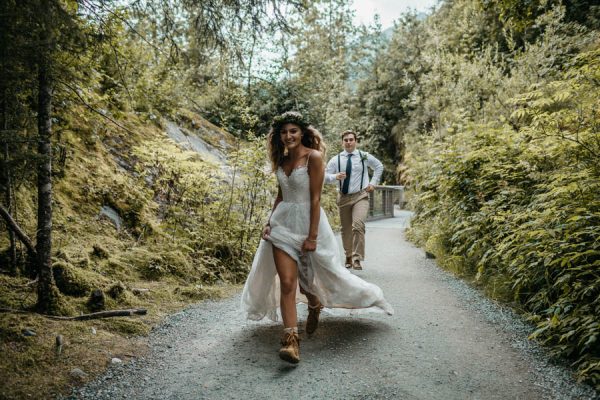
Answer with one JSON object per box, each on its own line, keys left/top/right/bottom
{"left": 267, "top": 111, "right": 326, "bottom": 171}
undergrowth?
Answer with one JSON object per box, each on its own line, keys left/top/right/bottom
{"left": 0, "top": 103, "right": 298, "bottom": 398}
{"left": 406, "top": 48, "right": 600, "bottom": 389}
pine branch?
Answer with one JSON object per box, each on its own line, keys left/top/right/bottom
{"left": 58, "top": 79, "right": 137, "bottom": 136}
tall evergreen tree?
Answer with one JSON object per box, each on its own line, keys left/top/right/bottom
{"left": 35, "top": 0, "right": 59, "bottom": 313}
{"left": 0, "top": 0, "right": 301, "bottom": 314}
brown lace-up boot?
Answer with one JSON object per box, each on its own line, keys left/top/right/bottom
{"left": 306, "top": 303, "right": 323, "bottom": 335}
{"left": 279, "top": 330, "right": 300, "bottom": 363}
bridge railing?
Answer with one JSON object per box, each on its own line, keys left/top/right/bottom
{"left": 367, "top": 185, "right": 405, "bottom": 221}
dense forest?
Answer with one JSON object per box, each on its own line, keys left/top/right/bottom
{"left": 0, "top": 0, "right": 598, "bottom": 396}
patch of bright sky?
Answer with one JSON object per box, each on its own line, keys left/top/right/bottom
{"left": 252, "top": 0, "right": 440, "bottom": 78}
{"left": 352, "top": 0, "right": 440, "bottom": 29}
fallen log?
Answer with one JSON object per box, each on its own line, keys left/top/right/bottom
{"left": 0, "top": 307, "right": 147, "bottom": 320}
{"left": 49, "top": 309, "right": 148, "bottom": 321}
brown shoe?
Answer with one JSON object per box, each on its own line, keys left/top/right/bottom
{"left": 306, "top": 303, "right": 323, "bottom": 335}
{"left": 279, "top": 331, "right": 300, "bottom": 363}
{"left": 353, "top": 260, "right": 363, "bottom": 270}
{"left": 345, "top": 257, "right": 352, "bottom": 269}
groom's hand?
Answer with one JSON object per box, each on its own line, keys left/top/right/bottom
{"left": 366, "top": 184, "right": 375, "bottom": 193}
{"left": 336, "top": 172, "right": 346, "bottom": 180}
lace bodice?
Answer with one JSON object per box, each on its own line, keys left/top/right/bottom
{"left": 277, "top": 166, "right": 311, "bottom": 204}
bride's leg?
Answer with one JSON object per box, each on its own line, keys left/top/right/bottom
{"left": 298, "top": 283, "right": 322, "bottom": 335}
{"left": 273, "top": 246, "right": 298, "bottom": 328}
{"left": 299, "top": 285, "right": 321, "bottom": 307}
{"left": 273, "top": 247, "right": 301, "bottom": 363}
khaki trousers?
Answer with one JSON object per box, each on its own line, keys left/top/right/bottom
{"left": 337, "top": 190, "right": 369, "bottom": 261}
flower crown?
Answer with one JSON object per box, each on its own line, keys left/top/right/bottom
{"left": 271, "top": 111, "right": 311, "bottom": 130}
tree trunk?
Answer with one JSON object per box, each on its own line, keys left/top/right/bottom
{"left": 35, "top": 22, "right": 60, "bottom": 314}
{"left": 246, "top": 35, "right": 256, "bottom": 91}
{"left": 3, "top": 128, "right": 17, "bottom": 275}
{"left": 0, "top": 12, "right": 17, "bottom": 274}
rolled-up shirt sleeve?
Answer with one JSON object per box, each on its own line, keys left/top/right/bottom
{"left": 368, "top": 153, "right": 384, "bottom": 186}
{"left": 325, "top": 156, "right": 339, "bottom": 184}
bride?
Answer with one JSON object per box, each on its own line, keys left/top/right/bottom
{"left": 241, "top": 111, "right": 393, "bottom": 364}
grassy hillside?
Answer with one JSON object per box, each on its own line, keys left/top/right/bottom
{"left": 0, "top": 106, "right": 271, "bottom": 399}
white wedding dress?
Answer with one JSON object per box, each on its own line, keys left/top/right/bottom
{"left": 241, "top": 163, "right": 394, "bottom": 321}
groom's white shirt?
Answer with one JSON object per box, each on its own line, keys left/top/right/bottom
{"left": 325, "top": 150, "right": 384, "bottom": 194}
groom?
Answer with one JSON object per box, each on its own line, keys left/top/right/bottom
{"left": 325, "top": 130, "right": 383, "bottom": 270}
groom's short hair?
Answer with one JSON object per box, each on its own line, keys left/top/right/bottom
{"left": 341, "top": 130, "right": 358, "bottom": 141}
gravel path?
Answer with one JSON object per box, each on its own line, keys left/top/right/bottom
{"left": 66, "top": 211, "right": 598, "bottom": 400}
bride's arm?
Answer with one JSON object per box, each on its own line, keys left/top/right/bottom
{"left": 262, "top": 185, "right": 283, "bottom": 239}
{"left": 304, "top": 151, "right": 325, "bottom": 251}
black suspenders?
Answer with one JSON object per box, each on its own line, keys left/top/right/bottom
{"left": 338, "top": 151, "right": 366, "bottom": 192}
{"left": 338, "top": 154, "right": 341, "bottom": 191}
{"left": 360, "top": 151, "right": 365, "bottom": 189}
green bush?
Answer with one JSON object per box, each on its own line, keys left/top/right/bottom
{"left": 406, "top": 48, "right": 600, "bottom": 387}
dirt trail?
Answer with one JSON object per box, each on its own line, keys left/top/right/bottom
{"left": 68, "top": 211, "right": 596, "bottom": 400}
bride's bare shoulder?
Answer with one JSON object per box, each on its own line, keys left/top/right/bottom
{"left": 309, "top": 149, "right": 323, "bottom": 159}
{"left": 306, "top": 150, "right": 324, "bottom": 167}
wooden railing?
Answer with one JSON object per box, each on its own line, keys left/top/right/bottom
{"left": 367, "top": 185, "right": 405, "bottom": 221}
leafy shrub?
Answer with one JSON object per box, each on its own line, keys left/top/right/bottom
{"left": 406, "top": 48, "right": 600, "bottom": 387}
{"left": 126, "top": 133, "right": 275, "bottom": 284}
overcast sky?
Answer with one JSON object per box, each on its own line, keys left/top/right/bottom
{"left": 352, "top": 0, "right": 439, "bottom": 28}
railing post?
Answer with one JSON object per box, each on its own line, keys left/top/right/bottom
{"left": 367, "top": 185, "right": 404, "bottom": 221}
